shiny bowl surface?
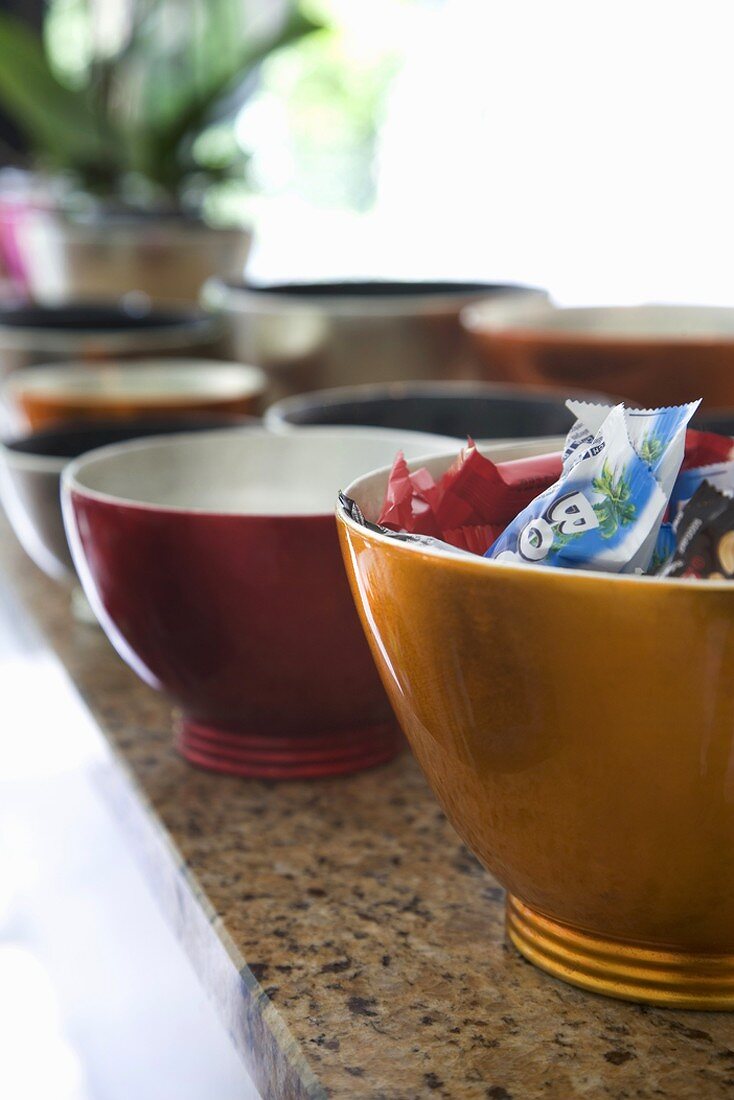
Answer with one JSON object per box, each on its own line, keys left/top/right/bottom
{"left": 338, "top": 443, "right": 734, "bottom": 1009}
{"left": 4, "top": 358, "right": 267, "bottom": 430}
{"left": 203, "top": 279, "right": 547, "bottom": 398}
{"left": 463, "top": 300, "right": 734, "bottom": 409}
{"left": 62, "top": 426, "right": 460, "bottom": 779}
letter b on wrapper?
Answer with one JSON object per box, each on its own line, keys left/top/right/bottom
{"left": 518, "top": 491, "right": 598, "bottom": 562}
{"left": 519, "top": 517, "right": 554, "bottom": 561}
{"left": 548, "top": 492, "right": 598, "bottom": 535}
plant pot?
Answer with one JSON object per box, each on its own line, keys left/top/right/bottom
{"left": 0, "top": 169, "right": 52, "bottom": 297}
{"left": 15, "top": 209, "right": 252, "bottom": 306}
{"left": 203, "top": 279, "right": 547, "bottom": 399}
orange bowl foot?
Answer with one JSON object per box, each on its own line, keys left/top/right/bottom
{"left": 506, "top": 894, "right": 734, "bottom": 1011}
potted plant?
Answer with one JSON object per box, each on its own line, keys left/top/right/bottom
{"left": 0, "top": 0, "right": 321, "bottom": 303}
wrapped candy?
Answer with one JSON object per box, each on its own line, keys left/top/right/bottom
{"left": 662, "top": 481, "right": 734, "bottom": 579}
{"left": 362, "top": 401, "right": 734, "bottom": 577}
{"left": 339, "top": 492, "right": 475, "bottom": 557}
{"left": 377, "top": 442, "right": 561, "bottom": 552}
{"left": 486, "top": 401, "right": 700, "bottom": 573}
{"left": 652, "top": 427, "right": 734, "bottom": 570}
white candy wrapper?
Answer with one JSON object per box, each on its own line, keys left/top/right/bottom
{"left": 486, "top": 400, "right": 700, "bottom": 573}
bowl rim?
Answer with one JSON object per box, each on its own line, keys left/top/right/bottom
{"left": 202, "top": 276, "right": 547, "bottom": 318}
{"left": 0, "top": 443, "right": 67, "bottom": 475}
{"left": 0, "top": 412, "right": 261, "bottom": 471}
{"left": 4, "top": 358, "right": 267, "bottom": 406}
{"left": 61, "top": 424, "right": 462, "bottom": 519}
{"left": 0, "top": 306, "right": 223, "bottom": 351}
{"left": 338, "top": 443, "right": 733, "bottom": 591}
{"left": 461, "top": 300, "right": 734, "bottom": 347}
{"left": 264, "top": 378, "right": 616, "bottom": 430}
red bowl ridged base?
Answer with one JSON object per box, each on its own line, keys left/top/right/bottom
{"left": 175, "top": 717, "right": 403, "bottom": 779}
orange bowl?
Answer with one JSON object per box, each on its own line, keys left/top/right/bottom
{"left": 462, "top": 300, "right": 734, "bottom": 409}
{"left": 338, "top": 442, "right": 734, "bottom": 1010}
{"left": 4, "top": 359, "right": 266, "bottom": 431}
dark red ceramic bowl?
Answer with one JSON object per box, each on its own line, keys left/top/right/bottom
{"left": 61, "top": 426, "right": 457, "bottom": 779}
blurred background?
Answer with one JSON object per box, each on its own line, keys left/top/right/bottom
{"left": 2, "top": 0, "right": 733, "bottom": 302}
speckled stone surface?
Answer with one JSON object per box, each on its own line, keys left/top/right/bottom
{"left": 3, "top": 516, "right": 734, "bottom": 1099}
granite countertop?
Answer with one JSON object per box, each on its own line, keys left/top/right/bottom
{"left": 3, "top": 515, "right": 734, "bottom": 1099}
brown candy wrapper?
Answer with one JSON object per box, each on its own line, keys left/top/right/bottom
{"left": 662, "top": 481, "right": 734, "bottom": 579}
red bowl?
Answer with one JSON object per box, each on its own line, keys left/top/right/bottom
{"left": 61, "top": 426, "right": 457, "bottom": 779}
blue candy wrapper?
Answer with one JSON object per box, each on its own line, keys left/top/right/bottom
{"left": 486, "top": 400, "right": 700, "bottom": 573}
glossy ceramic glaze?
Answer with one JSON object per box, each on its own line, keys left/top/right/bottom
{"left": 62, "top": 427, "right": 460, "bottom": 779}
{"left": 5, "top": 359, "right": 267, "bottom": 430}
{"left": 203, "top": 279, "right": 547, "bottom": 399}
{"left": 338, "top": 444, "right": 734, "bottom": 1009}
{"left": 0, "top": 301, "right": 226, "bottom": 376}
{"left": 463, "top": 300, "right": 734, "bottom": 409}
{"left": 265, "top": 379, "right": 614, "bottom": 440}
{"left": 0, "top": 415, "right": 257, "bottom": 584}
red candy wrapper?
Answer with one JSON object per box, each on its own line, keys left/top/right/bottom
{"left": 682, "top": 428, "right": 734, "bottom": 470}
{"left": 377, "top": 441, "right": 562, "bottom": 552}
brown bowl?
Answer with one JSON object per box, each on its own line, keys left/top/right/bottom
{"left": 462, "top": 300, "right": 734, "bottom": 409}
{"left": 4, "top": 359, "right": 267, "bottom": 431}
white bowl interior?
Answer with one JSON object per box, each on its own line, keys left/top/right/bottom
{"left": 464, "top": 301, "right": 734, "bottom": 341}
{"left": 64, "top": 426, "right": 463, "bottom": 515}
{"left": 7, "top": 359, "right": 265, "bottom": 402}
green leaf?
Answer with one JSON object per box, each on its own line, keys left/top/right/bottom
{"left": 639, "top": 434, "right": 664, "bottom": 466}
{"left": 139, "top": 4, "right": 324, "bottom": 187}
{"left": 0, "top": 13, "right": 114, "bottom": 169}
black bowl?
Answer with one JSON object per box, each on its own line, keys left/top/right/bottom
{"left": 265, "top": 381, "right": 603, "bottom": 440}
{"left": 0, "top": 300, "right": 226, "bottom": 374}
{"left": 230, "top": 279, "right": 542, "bottom": 302}
{"left": 0, "top": 301, "right": 211, "bottom": 332}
